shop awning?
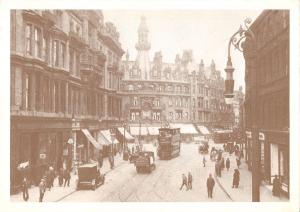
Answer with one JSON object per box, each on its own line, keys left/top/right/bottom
{"left": 197, "top": 125, "right": 210, "bottom": 135}
{"left": 170, "top": 123, "right": 198, "bottom": 135}
{"left": 117, "top": 127, "right": 135, "bottom": 140}
{"left": 100, "top": 130, "right": 113, "bottom": 144}
{"left": 81, "top": 129, "right": 102, "bottom": 150}
{"left": 130, "top": 126, "right": 149, "bottom": 136}
{"left": 97, "top": 132, "right": 110, "bottom": 146}
{"left": 147, "top": 126, "right": 160, "bottom": 135}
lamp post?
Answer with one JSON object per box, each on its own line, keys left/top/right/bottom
{"left": 224, "top": 18, "right": 260, "bottom": 202}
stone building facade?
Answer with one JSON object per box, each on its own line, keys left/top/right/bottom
{"left": 121, "top": 17, "right": 234, "bottom": 128}
{"left": 10, "top": 10, "right": 124, "bottom": 189}
{"left": 243, "top": 10, "right": 289, "bottom": 196}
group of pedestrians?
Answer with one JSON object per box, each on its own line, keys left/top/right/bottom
{"left": 21, "top": 165, "right": 73, "bottom": 202}
{"left": 179, "top": 172, "right": 193, "bottom": 191}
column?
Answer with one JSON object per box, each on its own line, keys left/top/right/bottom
{"left": 72, "top": 130, "right": 77, "bottom": 164}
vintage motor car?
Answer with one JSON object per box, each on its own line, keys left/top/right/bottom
{"left": 76, "top": 163, "right": 105, "bottom": 190}
{"left": 134, "top": 151, "right": 156, "bottom": 173}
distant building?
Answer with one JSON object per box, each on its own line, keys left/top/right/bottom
{"left": 121, "top": 17, "right": 234, "bottom": 132}
{"left": 10, "top": 10, "right": 124, "bottom": 190}
{"left": 243, "top": 10, "right": 289, "bottom": 196}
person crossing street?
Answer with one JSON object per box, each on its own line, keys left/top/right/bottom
{"left": 187, "top": 172, "right": 193, "bottom": 190}
{"left": 226, "top": 158, "right": 230, "bottom": 171}
{"left": 179, "top": 174, "right": 188, "bottom": 191}
{"left": 202, "top": 156, "right": 206, "bottom": 167}
{"left": 39, "top": 178, "right": 46, "bottom": 202}
{"left": 206, "top": 173, "right": 215, "bottom": 198}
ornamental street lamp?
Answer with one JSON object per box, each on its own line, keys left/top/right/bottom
{"left": 224, "top": 18, "right": 260, "bottom": 202}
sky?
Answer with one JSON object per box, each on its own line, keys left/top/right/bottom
{"left": 103, "top": 10, "right": 262, "bottom": 91}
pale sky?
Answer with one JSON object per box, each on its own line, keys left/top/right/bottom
{"left": 103, "top": 10, "right": 262, "bottom": 91}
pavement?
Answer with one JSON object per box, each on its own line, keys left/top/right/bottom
{"left": 10, "top": 153, "right": 127, "bottom": 202}
{"left": 213, "top": 148, "right": 289, "bottom": 202}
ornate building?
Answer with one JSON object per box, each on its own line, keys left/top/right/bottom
{"left": 121, "top": 17, "right": 234, "bottom": 129}
{"left": 10, "top": 10, "right": 124, "bottom": 189}
{"left": 243, "top": 10, "right": 289, "bottom": 196}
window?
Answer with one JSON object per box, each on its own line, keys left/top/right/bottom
{"left": 169, "top": 112, "right": 173, "bottom": 120}
{"left": 34, "top": 27, "right": 42, "bottom": 58}
{"left": 169, "top": 98, "right": 172, "bottom": 106}
{"left": 133, "top": 97, "right": 138, "bottom": 106}
{"left": 128, "top": 84, "right": 134, "bottom": 91}
{"left": 131, "top": 112, "right": 135, "bottom": 121}
{"left": 42, "top": 36, "right": 47, "bottom": 62}
{"left": 25, "top": 24, "right": 32, "bottom": 55}
{"left": 60, "top": 42, "right": 66, "bottom": 68}
{"left": 69, "top": 48, "right": 74, "bottom": 75}
{"left": 53, "top": 40, "right": 59, "bottom": 67}
{"left": 24, "top": 73, "right": 29, "bottom": 110}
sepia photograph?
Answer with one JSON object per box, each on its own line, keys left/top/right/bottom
{"left": 8, "top": 8, "right": 291, "bottom": 203}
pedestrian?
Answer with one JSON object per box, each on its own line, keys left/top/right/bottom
{"left": 187, "top": 172, "right": 193, "bottom": 190}
{"left": 132, "top": 146, "right": 135, "bottom": 154}
{"left": 45, "top": 169, "right": 51, "bottom": 191}
{"left": 226, "top": 158, "right": 230, "bottom": 171}
{"left": 203, "top": 156, "right": 206, "bottom": 167}
{"left": 232, "top": 169, "right": 240, "bottom": 188}
{"left": 58, "top": 167, "right": 64, "bottom": 186}
{"left": 179, "top": 174, "right": 188, "bottom": 191}
{"left": 63, "top": 168, "right": 71, "bottom": 187}
{"left": 236, "top": 158, "right": 241, "bottom": 169}
{"left": 220, "top": 157, "right": 225, "bottom": 170}
{"left": 206, "top": 173, "right": 215, "bottom": 198}
{"left": 39, "top": 178, "right": 46, "bottom": 202}
{"left": 22, "top": 177, "right": 29, "bottom": 201}
{"left": 240, "top": 150, "right": 244, "bottom": 159}
{"left": 215, "top": 162, "right": 220, "bottom": 177}
{"left": 272, "top": 175, "right": 281, "bottom": 197}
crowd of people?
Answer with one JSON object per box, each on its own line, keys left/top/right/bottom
{"left": 21, "top": 163, "right": 73, "bottom": 202}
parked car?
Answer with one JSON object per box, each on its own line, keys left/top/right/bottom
{"left": 76, "top": 163, "right": 105, "bottom": 190}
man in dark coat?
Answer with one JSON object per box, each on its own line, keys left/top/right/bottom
{"left": 220, "top": 157, "right": 225, "bottom": 170}
{"left": 206, "top": 174, "right": 215, "bottom": 198}
{"left": 272, "top": 175, "right": 281, "bottom": 197}
{"left": 232, "top": 169, "right": 240, "bottom": 188}
{"left": 63, "top": 168, "right": 71, "bottom": 187}
{"left": 58, "top": 168, "right": 64, "bottom": 186}
{"left": 187, "top": 172, "right": 193, "bottom": 190}
{"left": 179, "top": 174, "right": 188, "bottom": 191}
{"left": 226, "top": 158, "right": 230, "bottom": 171}
{"left": 45, "top": 169, "right": 51, "bottom": 191}
{"left": 39, "top": 178, "right": 46, "bottom": 202}
{"left": 22, "top": 177, "right": 29, "bottom": 201}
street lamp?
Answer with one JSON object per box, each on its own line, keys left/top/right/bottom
{"left": 224, "top": 18, "right": 260, "bottom": 202}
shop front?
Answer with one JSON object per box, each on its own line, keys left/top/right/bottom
{"left": 266, "top": 130, "right": 289, "bottom": 197}
{"left": 10, "top": 117, "right": 71, "bottom": 192}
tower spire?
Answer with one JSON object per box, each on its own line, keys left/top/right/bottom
{"left": 135, "top": 16, "right": 151, "bottom": 80}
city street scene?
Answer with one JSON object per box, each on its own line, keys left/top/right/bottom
{"left": 10, "top": 10, "right": 289, "bottom": 202}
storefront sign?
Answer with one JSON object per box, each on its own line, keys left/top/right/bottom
{"left": 246, "top": 131, "right": 252, "bottom": 139}
{"left": 40, "top": 153, "right": 46, "bottom": 159}
{"left": 259, "top": 132, "right": 265, "bottom": 141}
